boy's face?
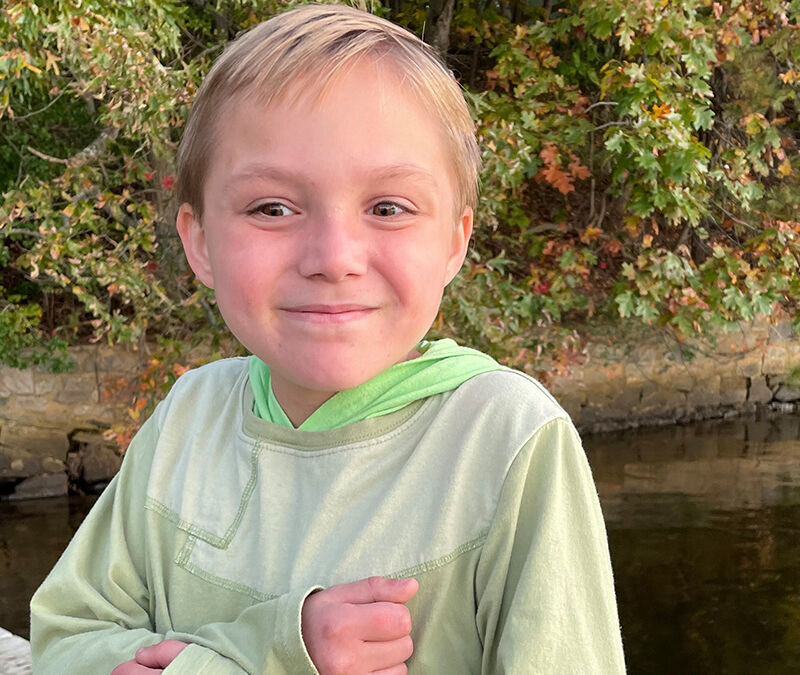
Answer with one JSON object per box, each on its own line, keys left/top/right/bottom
{"left": 177, "top": 58, "right": 472, "bottom": 422}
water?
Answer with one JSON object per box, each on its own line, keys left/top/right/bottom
{"left": 583, "top": 413, "right": 800, "bottom": 674}
{"left": 0, "top": 495, "right": 97, "bottom": 643}
{"left": 1, "top": 412, "right": 799, "bottom": 673}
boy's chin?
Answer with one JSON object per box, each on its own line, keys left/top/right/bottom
{"left": 263, "top": 344, "right": 424, "bottom": 394}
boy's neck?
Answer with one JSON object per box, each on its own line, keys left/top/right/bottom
{"left": 277, "top": 387, "right": 337, "bottom": 428}
{"left": 271, "top": 348, "right": 423, "bottom": 428}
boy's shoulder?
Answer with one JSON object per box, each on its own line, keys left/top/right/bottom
{"left": 451, "top": 367, "right": 569, "bottom": 427}
{"left": 153, "top": 356, "right": 250, "bottom": 425}
{"left": 418, "top": 367, "right": 575, "bottom": 476}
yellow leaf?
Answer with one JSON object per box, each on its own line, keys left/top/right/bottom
{"left": 44, "top": 50, "right": 60, "bottom": 76}
{"left": 21, "top": 60, "right": 42, "bottom": 75}
{"left": 777, "top": 160, "right": 792, "bottom": 177}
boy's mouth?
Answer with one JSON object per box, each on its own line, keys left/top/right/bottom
{"left": 280, "top": 304, "right": 377, "bottom": 324}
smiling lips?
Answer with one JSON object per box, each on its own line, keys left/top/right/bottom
{"left": 281, "top": 304, "right": 377, "bottom": 324}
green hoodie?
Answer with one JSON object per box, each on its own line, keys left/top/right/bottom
{"left": 249, "top": 338, "right": 504, "bottom": 430}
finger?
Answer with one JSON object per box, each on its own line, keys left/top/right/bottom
{"left": 110, "top": 660, "right": 161, "bottom": 675}
{"left": 327, "top": 576, "right": 418, "bottom": 605}
{"left": 135, "top": 640, "right": 189, "bottom": 668}
{"left": 362, "top": 635, "right": 414, "bottom": 672}
{"left": 356, "top": 602, "right": 412, "bottom": 641}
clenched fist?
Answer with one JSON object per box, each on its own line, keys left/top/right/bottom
{"left": 302, "top": 576, "right": 418, "bottom": 675}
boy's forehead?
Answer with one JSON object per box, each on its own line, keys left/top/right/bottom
{"left": 212, "top": 62, "right": 449, "bottom": 169}
{"left": 224, "top": 160, "right": 439, "bottom": 190}
{"left": 200, "top": 58, "right": 465, "bottom": 217}
{"left": 250, "top": 55, "right": 407, "bottom": 115}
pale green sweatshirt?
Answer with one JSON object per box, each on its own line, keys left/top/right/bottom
{"left": 30, "top": 358, "right": 625, "bottom": 674}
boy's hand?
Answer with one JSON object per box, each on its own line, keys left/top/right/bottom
{"left": 302, "top": 576, "right": 418, "bottom": 675}
{"left": 110, "top": 639, "right": 189, "bottom": 674}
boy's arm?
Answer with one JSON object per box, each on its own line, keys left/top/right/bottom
{"left": 30, "top": 415, "right": 178, "bottom": 673}
{"left": 475, "top": 417, "right": 626, "bottom": 674}
{"left": 29, "top": 414, "right": 319, "bottom": 675}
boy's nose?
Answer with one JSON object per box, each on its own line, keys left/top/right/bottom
{"left": 297, "top": 213, "right": 368, "bottom": 281}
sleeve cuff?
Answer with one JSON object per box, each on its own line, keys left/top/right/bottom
{"left": 267, "top": 585, "right": 323, "bottom": 674}
{"left": 163, "top": 642, "right": 246, "bottom": 674}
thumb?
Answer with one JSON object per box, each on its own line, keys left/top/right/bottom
{"left": 135, "top": 640, "right": 189, "bottom": 668}
{"left": 327, "top": 576, "right": 419, "bottom": 605}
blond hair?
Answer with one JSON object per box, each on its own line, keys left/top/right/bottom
{"left": 176, "top": 3, "right": 481, "bottom": 221}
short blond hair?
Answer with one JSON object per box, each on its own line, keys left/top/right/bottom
{"left": 176, "top": 3, "right": 481, "bottom": 221}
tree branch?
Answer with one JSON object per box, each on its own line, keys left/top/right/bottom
{"left": 593, "top": 120, "right": 628, "bottom": 132}
{"left": 26, "top": 145, "right": 69, "bottom": 165}
{"left": 13, "top": 91, "right": 66, "bottom": 121}
{"left": 585, "top": 101, "right": 619, "bottom": 113}
{"left": 26, "top": 127, "right": 119, "bottom": 168}
{"left": 2, "top": 228, "right": 45, "bottom": 238}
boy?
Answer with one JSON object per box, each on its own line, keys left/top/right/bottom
{"left": 30, "top": 4, "right": 626, "bottom": 673}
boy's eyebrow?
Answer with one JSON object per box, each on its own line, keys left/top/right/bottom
{"left": 225, "top": 162, "right": 438, "bottom": 189}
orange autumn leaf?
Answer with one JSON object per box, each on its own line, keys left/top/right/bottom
{"left": 539, "top": 163, "right": 575, "bottom": 194}
{"left": 568, "top": 155, "right": 591, "bottom": 180}
{"left": 539, "top": 143, "right": 560, "bottom": 166}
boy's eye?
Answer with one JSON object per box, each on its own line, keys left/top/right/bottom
{"left": 250, "top": 202, "right": 295, "bottom": 217}
{"left": 372, "top": 202, "right": 408, "bottom": 217}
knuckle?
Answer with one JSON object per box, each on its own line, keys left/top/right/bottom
{"left": 320, "top": 604, "right": 355, "bottom": 642}
{"left": 320, "top": 614, "right": 343, "bottom": 641}
{"left": 397, "top": 605, "right": 412, "bottom": 633}
{"left": 401, "top": 635, "right": 414, "bottom": 659}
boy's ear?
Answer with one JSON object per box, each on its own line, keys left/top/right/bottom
{"left": 444, "top": 206, "right": 474, "bottom": 286}
{"left": 176, "top": 203, "right": 215, "bottom": 289}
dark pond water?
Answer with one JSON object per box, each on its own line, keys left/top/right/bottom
{"left": 2, "top": 412, "right": 799, "bottom": 673}
{"left": 584, "top": 412, "right": 800, "bottom": 674}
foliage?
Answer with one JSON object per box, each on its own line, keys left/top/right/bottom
{"left": 457, "top": 0, "right": 800, "bottom": 357}
{"left": 2, "top": 0, "right": 799, "bottom": 444}
{"left": 103, "top": 334, "right": 245, "bottom": 449}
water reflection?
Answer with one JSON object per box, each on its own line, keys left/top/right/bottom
{"left": 584, "top": 413, "right": 800, "bottom": 674}
{"left": 0, "top": 496, "right": 97, "bottom": 640}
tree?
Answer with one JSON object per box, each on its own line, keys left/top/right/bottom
{"left": 1, "top": 0, "right": 798, "bottom": 407}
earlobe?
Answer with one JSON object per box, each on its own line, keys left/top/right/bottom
{"left": 176, "top": 203, "right": 215, "bottom": 289}
{"left": 444, "top": 206, "right": 474, "bottom": 285}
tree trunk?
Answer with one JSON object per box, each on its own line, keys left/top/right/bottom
{"left": 424, "top": 0, "right": 456, "bottom": 57}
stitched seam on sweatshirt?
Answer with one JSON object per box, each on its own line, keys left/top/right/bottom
{"left": 173, "top": 533, "right": 488, "bottom": 602}
{"left": 259, "top": 401, "right": 433, "bottom": 457}
{"left": 175, "top": 534, "right": 196, "bottom": 566}
{"left": 144, "top": 443, "right": 264, "bottom": 548}
{"left": 221, "top": 442, "right": 263, "bottom": 544}
{"left": 145, "top": 498, "right": 228, "bottom": 548}
{"left": 388, "top": 532, "right": 488, "bottom": 578}
{"left": 179, "top": 559, "right": 279, "bottom": 602}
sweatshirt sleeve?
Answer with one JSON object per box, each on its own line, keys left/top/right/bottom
{"left": 474, "top": 417, "right": 626, "bottom": 674}
{"left": 29, "top": 413, "right": 320, "bottom": 675}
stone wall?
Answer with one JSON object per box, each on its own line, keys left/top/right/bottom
{"left": 551, "top": 319, "right": 800, "bottom": 432}
{"left": 1, "top": 320, "right": 799, "bottom": 499}
{"left": 0, "top": 346, "right": 141, "bottom": 500}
